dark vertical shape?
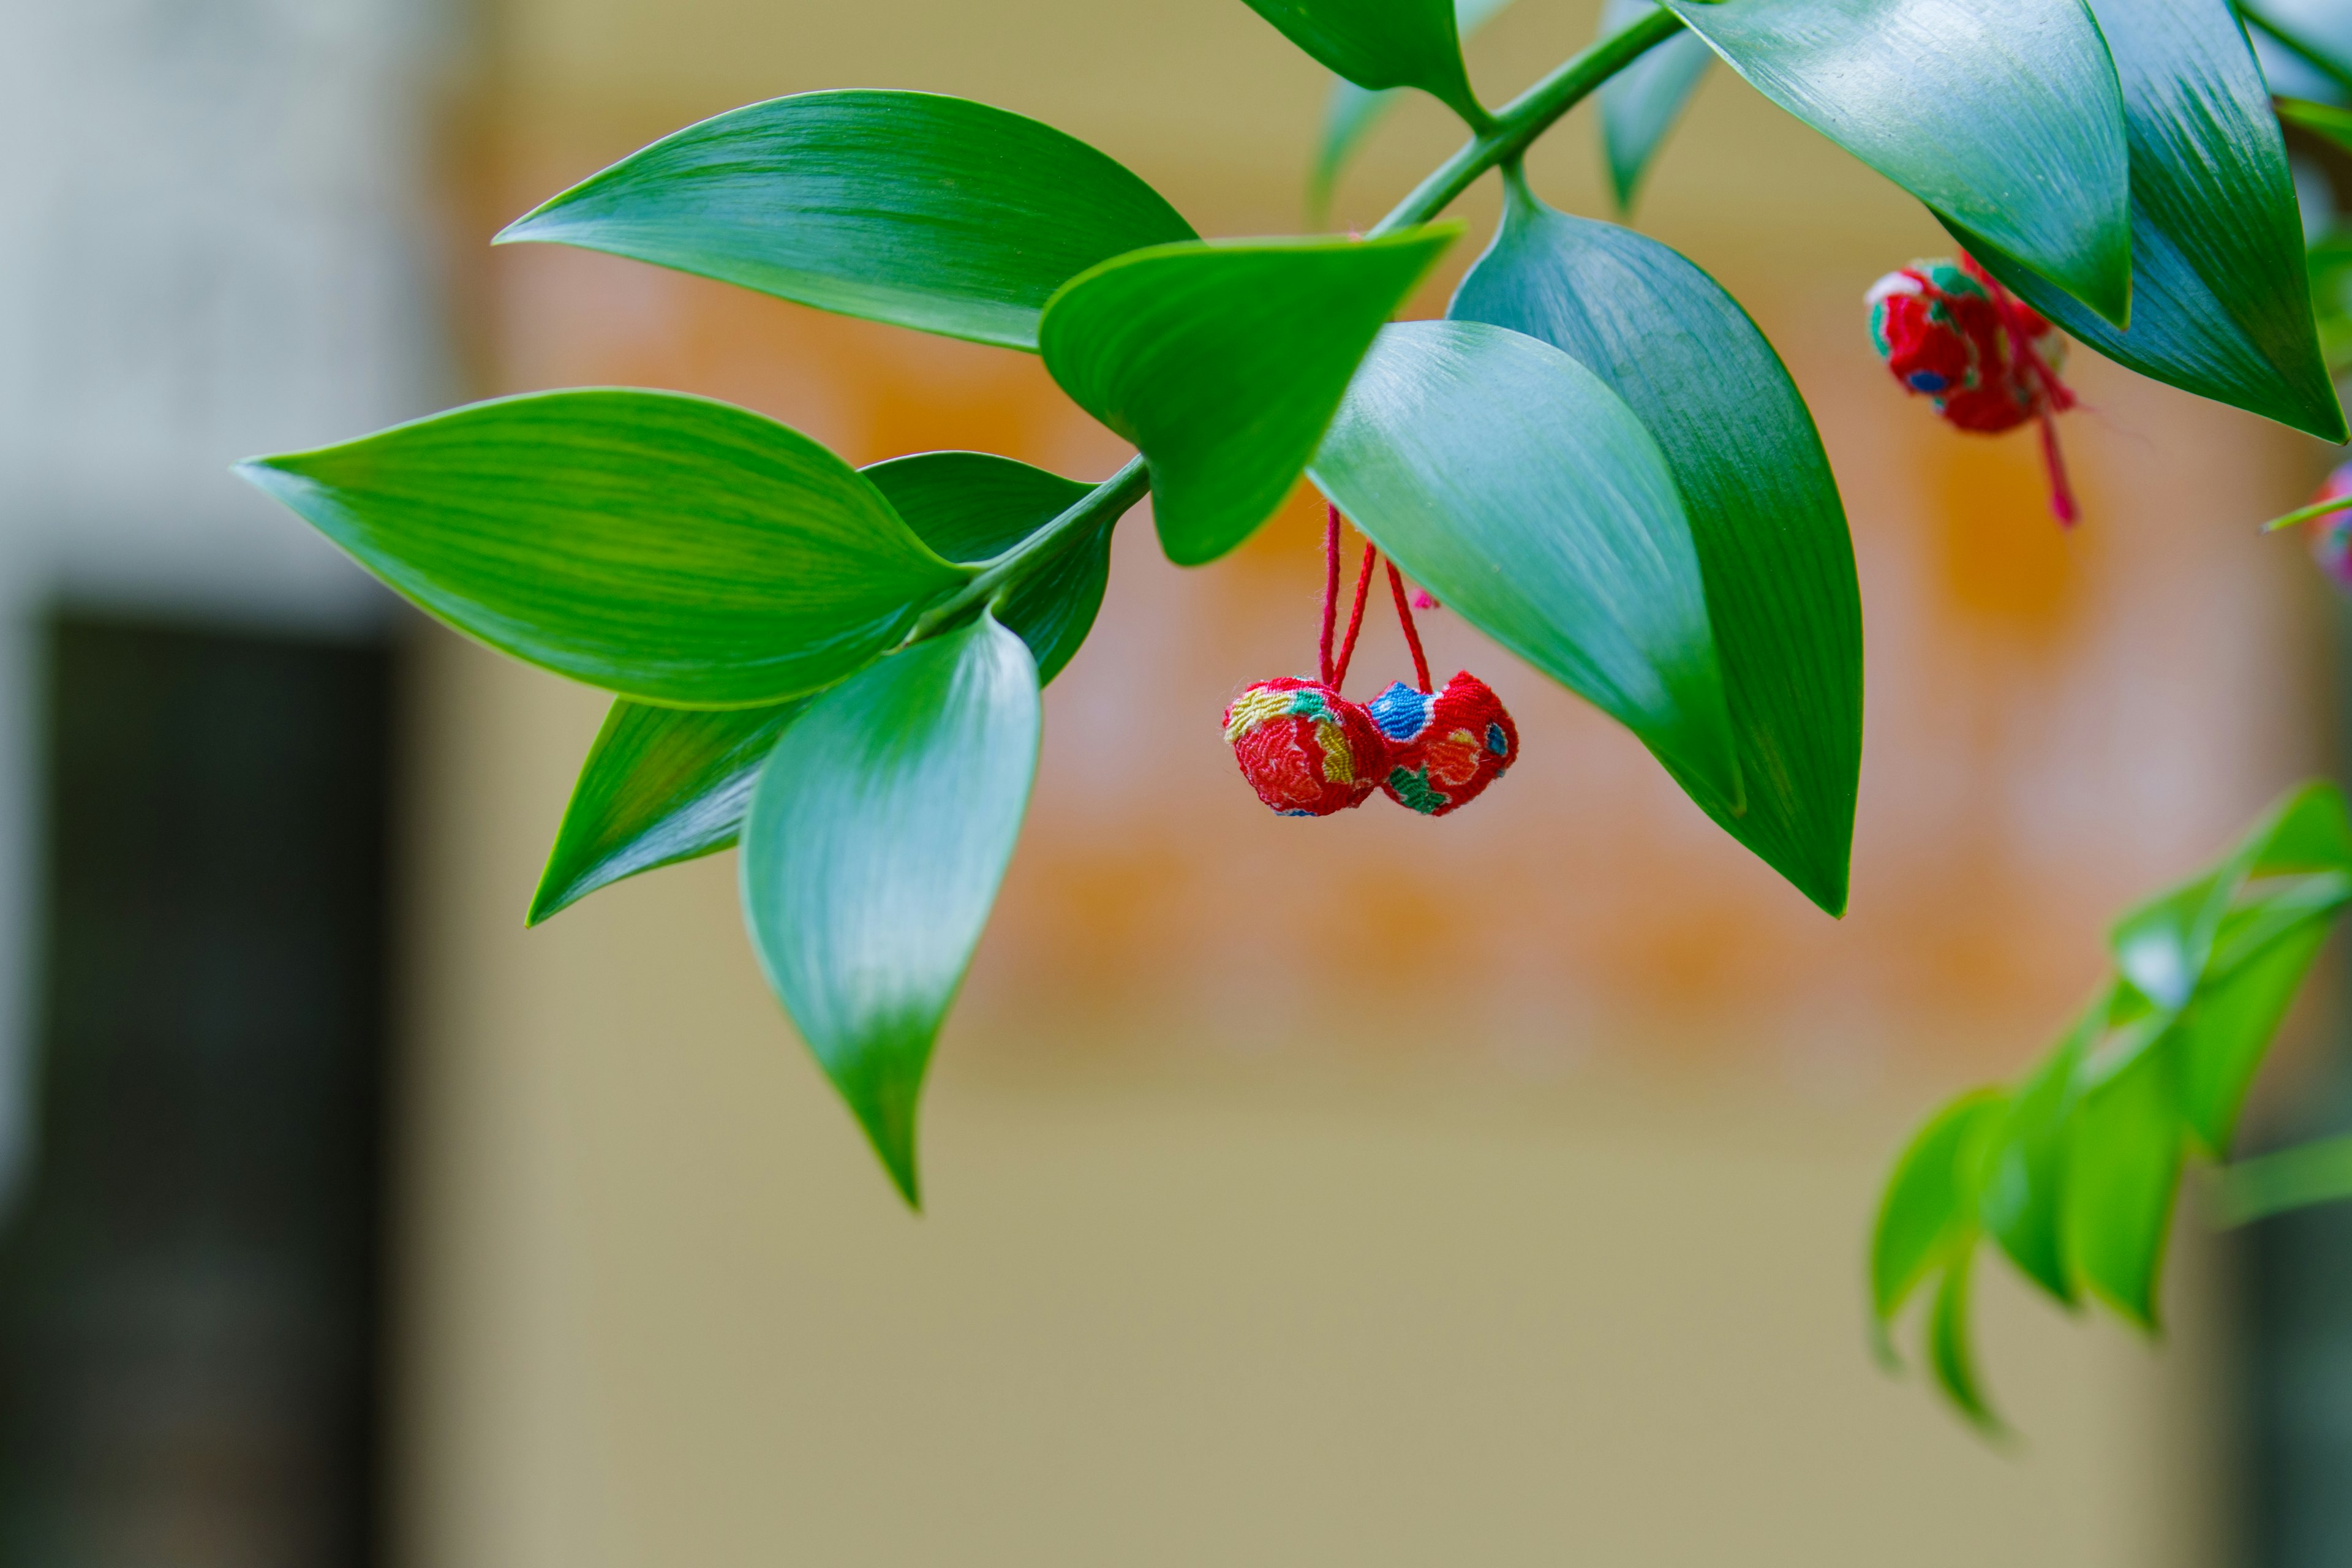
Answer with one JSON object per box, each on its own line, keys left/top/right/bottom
{"left": 2238, "top": 595, "right": 2352, "bottom": 1568}
{"left": 0, "top": 615, "right": 394, "bottom": 1568}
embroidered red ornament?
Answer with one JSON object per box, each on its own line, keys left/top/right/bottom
{"left": 1223, "top": 503, "right": 1517, "bottom": 819}
{"left": 1867, "top": 253, "right": 2081, "bottom": 526}
{"left": 1222, "top": 676, "right": 1384, "bottom": 816}
{"left": 1368, "top": 671, "right": 1518, "bottom": 816}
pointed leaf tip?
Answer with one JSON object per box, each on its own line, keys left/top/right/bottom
{"left": 739, "top": 612, "right": 1040, "bottom": 1204}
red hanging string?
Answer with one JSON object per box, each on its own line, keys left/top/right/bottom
{"left": 1319, "top": 502, "right": 1343, "bottom": 687}
{"left": 1387, "top": 560, "right": 1433, "bottom": 693}
{"left": 1332, "top": 541, "right": 1376, "bottom": 692}
{"left": 1965, "top": 255, "right": 2080, "bottom": 527}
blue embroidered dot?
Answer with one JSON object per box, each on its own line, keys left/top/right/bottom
{"left": 1367, "top": 681, "right": 1433, "bottom": 742}
{"left": 1907, "top": 370, "right": 1949, "bottom": 393}
{"left": 1485, "top": 721, "right": 1509, "bottom": 756}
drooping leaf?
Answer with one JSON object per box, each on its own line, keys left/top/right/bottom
{"left": 861, "top": 451, "right": 1108, "bottom": 685}
{"left": 236, "top": 389, "right": 967, "bottom": 707}
{"left": 496, "top": 91, "right": 1197, "bottom": 352}
{"left": 739, "top": 611, "right": 1041, "bottom": 1207}
{"left": 1241, "top": 0, "right": 1487, "bottom": 126}
{"left": 1872, "top": 782, "right": 2352, "bottom": 1431}
{"left": 1662, "top": 0, "right": 2133, "bottom": 323}
{"left": 530, "top": 699, "right": 808, "bottom": 925}
{"left": 2062, "top": 1046, "right": 2182, "bottom": 1330}
{"left": 2168, "top": 915, "right": 2334, "bottom": 1156}
{"left": 1870, "top": 1089, "right": 2005, "bottom": 1333}
{"left": 1042, "top": 228, "right": 1457, "bottom": 566}
{"left": 1955, "top": 0, "right": 2346, "bottom": 442}
{"left": 1308, "top": 318, "right": 1742, "bottom": 808}
{"left": 529, "top": 450, "right": 1110, "bottom": 924}
{"left": 1312, "top": 0, "right": 1520, "bottom": 216}
{"left": 1980, "top": 1005, "right": 2094, "bottom": 1305}
{"left": 1597, "top": 0, "right": 1714, "bottom": 212}
{"left": 1928, "top": 1247, "right": 2003, "bottom": 1433}
{"left": 1450, "top": 183, "right": 1858, "bottom": 913}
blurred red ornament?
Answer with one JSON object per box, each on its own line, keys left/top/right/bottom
{"left": 1867, "top": 252, "right": 2081, "bottom": 526}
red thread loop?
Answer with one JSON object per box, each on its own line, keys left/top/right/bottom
{"left": 1321, "top": 500, "right": 1433, "bottom": 693}
{"left": 1963, "top": 255, "right": 2081, "bottom": 528}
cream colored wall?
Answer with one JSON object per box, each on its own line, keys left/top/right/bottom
{"left": 390, "top": 0, "right": 2328, "bottom": 1561}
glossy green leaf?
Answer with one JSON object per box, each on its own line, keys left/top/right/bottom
{"left": 237, "top": 389, "right": 967, "bottom": 707}
{"left": 1954, "top": 0, "right": 2346, "bottom": 442}
{"left": 1242, "top": 0, "right": 1486, "bottom": 125}
{"left": 1042, "top": 228, "right": 1457, "bottom": 567}
{"left": 1982, "top": 1007, "right": 2094, "bottom": 1305}
{"left": 2306, "top": 229, "right": 2352, "bottom": 374}
{"left": 1597, "top": 0, "right": 1714, "bottom": 212}
{"left": 530, "top": 699, "right": 807, "bottom": 925}
{"left": 1312, "top": 0, "right": 1518, "bottom": 216}
{"left": 2062, "top": 1047, "right": 2182, "bottom": 1330}
{"left": 739, "top": 612, "right": 1041, "bottom": 1207}
{"left": 1662, "top": 0, "right": 2132, "bottom": 323}
{"left": 1871, "top": 1090, "right": 2005, "bottom": 1332}
{"left": 1450, "top": 183, "right": 1858, "bottom": 912}
{"left": 496, "top": 91, "right": 1197, "bottom": 352}
{"left": 527, "top": 451, "right": 1109, "bottom": 926}
{"left": 1929, "top": 1248, "right": 2002, "bottom": 1433}
{"left": 861, "top": 452, "right": 1107, "bottom": 685}
{"left": 1309, "top": 318, "right": 1742, "bottom": 807}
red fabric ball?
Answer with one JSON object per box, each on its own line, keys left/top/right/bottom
{"left": 1222, "top": 677, "right": 1385, "bottom": 817}
{"left": 1366, "top": 672, "right": 1518, "bottom": 817}
{"left": 1866, "top": 257, "right": 2065, "bottom": 435}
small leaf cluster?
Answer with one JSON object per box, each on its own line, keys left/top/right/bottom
{"left": 1871, "top": 784, "right": 2352, "bottom": 1431}
{"left": 238, "top": 0, "right": 2340, "bottom": 1204}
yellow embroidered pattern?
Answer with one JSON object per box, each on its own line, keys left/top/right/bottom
{"left": 1314, "top": 720, "right": 1357, "bottom": 784}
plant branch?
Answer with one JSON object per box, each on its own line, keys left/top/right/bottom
{"left": 905, "top": 10, "right": 1689, "bottom": 645}
{"left": 907, "top": 452, "right": 1152, "bottom": 640}
{"left": 2241, "top": 1, "right": 2352, "bottom": 100}
{"left": 1370, "top": 6, "right": 1687, "bottom": 236}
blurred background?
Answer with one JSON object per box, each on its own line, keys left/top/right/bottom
{"left": 3, "top": 0, "right": 2352, "bottom": 1563}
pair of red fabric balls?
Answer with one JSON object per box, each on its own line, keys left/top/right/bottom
{"left": 1222, "top": 671, "right": 1518, "bottom": 819}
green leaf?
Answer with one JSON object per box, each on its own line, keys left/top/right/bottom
{"left": 2277, "top": 95, "right": 2352, "bottom": 156}
{"left": 2062, "top": 1047, "right": 2182, "bottom": 1330}
{"left": 1042, "top": 229, "right": 1457, "bottom": 567}
{"left": 1953, "top": 1, "right": 2346, "bottom": 442}
{"left": 739, "top": 611, "right": 1041, "bottom": 1207}
{"left": 1661, "top": 0, "right": 2132, "bottom": 324}
{"left": 2168, "top": 916, "right": 2332, "bottom": 1156}
{"left": 1597, "top": 0, "right": 1714, "bottom": 212}
{"left": 527, "top": 451, "right": 1109, "bottom": 927}
{"left": 1980, "top": 1005, "right": 2094, "bottom": 1305}
{"left": 496, "top": 90, "right": 1197, "bottom": 353}
{"left": 1928, "top": 1248, "right": 2004, "bottom": 1433}
{"left": 236, "top": 389, "right": 967, "bottom": 707}
{"left": 1311, "top": 0, "right": 1520, "bottom": 216}
{"left": 861, "top": 452, "right": 1107, "bottom": 685}
{"left": 1308, "top": 318, "right": 1743, "bottom": 809}
{"left": 1450, "top": 182, "right": 1859, "bottom": 913}
{"left": 530, "top": 699, "right": 807, "bottom": 925}
{"left": 1871, "top": 1090, "right": 2005, "bottom": 1332}
{"left": 1241, "top": 0, "right": 1487, "bottom": 126}
{"left": 2111, "top": 781, "right": 2352, "bottom": 1009}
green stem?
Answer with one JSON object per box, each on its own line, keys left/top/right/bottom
{"left": 1370, "top": 6, "right": 1687, "bottom": 237}
{"left": 908, "top": 453, "right": 1152, "bottom": 639}
{"left": 2241, "top": 2, "right": 2352, "bottom": 101}
{"left": 2213, "top": 1130, "right": 2352, "bottom": 1226}
{"left": 2259, "top": 490, "right": 2352, "bottom": 532}
{"left": 903, "top": 10, "right": 1688, "bottom": 644}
